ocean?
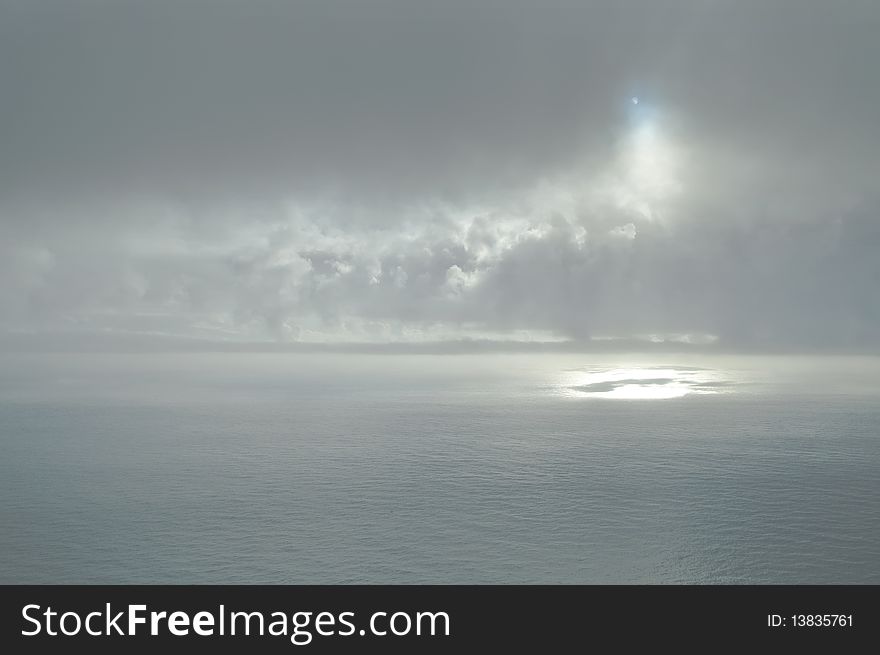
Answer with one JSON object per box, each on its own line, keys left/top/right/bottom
{"left": 1, "top": 352, "right": 878, "bottom": 583}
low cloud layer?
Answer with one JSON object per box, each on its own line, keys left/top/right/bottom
{"left": 1, "top": 1, "right": 878, "bottom": 350}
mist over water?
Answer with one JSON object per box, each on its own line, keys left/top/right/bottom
{"left": 1, "top": 353, "right": 878, "bottom": 583}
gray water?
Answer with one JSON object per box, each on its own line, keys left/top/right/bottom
{"left": 1, "top": 353, "right": 878, "bottom": 583}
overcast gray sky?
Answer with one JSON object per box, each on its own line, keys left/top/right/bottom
{"left": 1, "top": 1, "right": 878, "bottom": 350}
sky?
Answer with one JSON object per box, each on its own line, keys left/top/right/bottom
{"left": 1, "top": 0, "right": 878, "bottom": 351}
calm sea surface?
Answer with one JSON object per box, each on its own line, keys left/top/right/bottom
{"left": 1, "top": 353, "right": 878, "bottom": 583}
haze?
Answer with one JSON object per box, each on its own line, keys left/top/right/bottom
{"left": 1, "top": 1, "right": 878, "bottom": 351}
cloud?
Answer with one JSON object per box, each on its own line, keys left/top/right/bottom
{"left": 1, "top": 1, "right": 878, "bottom": 350}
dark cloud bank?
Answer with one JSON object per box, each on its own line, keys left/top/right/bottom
{"left": 1, "top": 1, "right": 878, "bottom": 352}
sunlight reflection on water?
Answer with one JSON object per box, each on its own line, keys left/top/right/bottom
{"left": 561, "top": 366, "right": 733, "bottom": 399}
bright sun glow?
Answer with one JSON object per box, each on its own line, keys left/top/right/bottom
{"left": 606, "top": 109, "right": 683, "bottom": 222}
